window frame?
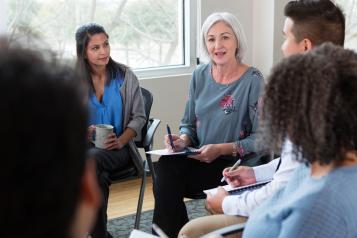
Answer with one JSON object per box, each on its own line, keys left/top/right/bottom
{"left": 0, "top": 0, "right": 198, "bottom": 79}
{"left": 133, "top": 0, "right": 198, "bottom": 79}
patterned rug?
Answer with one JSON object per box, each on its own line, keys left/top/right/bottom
{"left": 107, "top": 199, "right": 209, "bottom": 238}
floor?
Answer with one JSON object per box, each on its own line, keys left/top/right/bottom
{"left": 107, "top": 176, "right": 154, "bottom": 219}
{"left": 107, "top": 175, "right": 191, "bottom": 219}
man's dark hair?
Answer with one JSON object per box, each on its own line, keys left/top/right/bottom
{"left": 0, "top": 48, "right": 88, "bottom": 238}
{"left": 285, "top": 0, "right": 345, "bottom": 46}
{"left": 262, "top": 43, "right": 357, "bottom": 165}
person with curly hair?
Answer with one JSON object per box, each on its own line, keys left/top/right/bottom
{"left": 243, "top": 42, "right": 357, "bottom": 238}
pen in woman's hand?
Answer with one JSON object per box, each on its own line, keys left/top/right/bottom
{"left": 166, "top": 124, "right": 175, "bottom": 150}
{"left": 220, "top": 159, "right": 241, "bottom": 182}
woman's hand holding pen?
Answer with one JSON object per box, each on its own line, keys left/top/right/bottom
{"left": 164, "top": 134, "right": 186, "bottom": 152}
{"left": 189, "top": 144, "right": 220, "bottom": 163}
{"left": 222, "top": 166, "right": 256, "bottom": 188}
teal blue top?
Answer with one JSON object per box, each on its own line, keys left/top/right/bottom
{"left": 244, "top": 163, "right": 357, "bottom": 238}
{"left": 88, "top": 74, "right": 124, "bottom": 136}
{"left": 180, "top": 63, "right": 264, "bottom": 157}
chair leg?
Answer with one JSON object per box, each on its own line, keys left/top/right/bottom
{"left": 134, "top": 161, "right": 147, "bottom": 229}
{"left": 146, "top": 154, "right": 156, "bottom": 182}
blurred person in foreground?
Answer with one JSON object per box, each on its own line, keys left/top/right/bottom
{"left": 0, "top": 47, "right": 100, "bottom": 238}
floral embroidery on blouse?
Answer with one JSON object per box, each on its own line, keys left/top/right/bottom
{"left": 219, "top": 95, "right": 236, "bottom": 114}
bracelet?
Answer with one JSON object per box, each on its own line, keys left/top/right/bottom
{"left": 232, "top": 142, "right": 238, "bottom": 158}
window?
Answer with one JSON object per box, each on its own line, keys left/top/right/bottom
{"left": 1, "top": 0, "right": 197, "bottom": 76}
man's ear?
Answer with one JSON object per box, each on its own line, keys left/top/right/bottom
{"left": 70, "top": 158, "right": 101, "bottom": 238}
{"left": 344, "top": 150, "right": 357, "bottom": 164}
{"left": 80, "top": 158, "right": 101, "bottom": 208}
{"left": 303, "top": 38, "right": 313, "bottom": 52}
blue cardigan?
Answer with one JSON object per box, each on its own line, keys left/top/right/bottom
{"left": 243, "top": 163, "right": 357, "bottom": 238}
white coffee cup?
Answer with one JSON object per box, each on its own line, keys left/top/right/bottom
{"left": 94, "top": 124, "right": 114, "bottom": 149}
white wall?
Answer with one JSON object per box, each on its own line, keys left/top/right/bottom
{"left": 197, "top": 0, "right": 254, "bottom": 65}
{"left": 336, "top": 0, "right": 357, "bottom": 51}
{"left": 139, "top": 0, "right": 288, "bottom": 159}
{"left": 139, "top": 74, "right": 191, "bottom": 155}
{"left": 252, "top": 0, "right": 275, "bottom": 77}
{"left": 273, "top": 0, "right": 290, "bottom": 65}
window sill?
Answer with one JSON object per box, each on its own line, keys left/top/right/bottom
{"left": 134, "top": 63, "right": 196, "bottom": 79}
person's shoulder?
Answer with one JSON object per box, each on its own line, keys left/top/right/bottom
{"left": 327, "top": 166, "right": 357, "bottom": 193}
{"left": 191, "top": 63, "right": 211, "bottom": 86}
{"left": 295, "top": 167, "right": 355, "bottom": 212}
{"left": 121, "top": 66, "right": 133, "bottom": 77}
{"left": 194, "top": 63, "right": 210, "bottom": 74}
{"left": 247, "top": 67, "right": 264, "bottom": 82}
{"left": 242, "top": 67, "right": 264, "bottom": 90}
{"left": 120, "top": 66, "right": 139, "bottom": 83}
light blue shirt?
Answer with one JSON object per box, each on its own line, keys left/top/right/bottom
{"left": 88, "top": 75, "right": 124, "bottom": 136}
{"left": 243, "top": 164, "right": 357, "bottom": 238}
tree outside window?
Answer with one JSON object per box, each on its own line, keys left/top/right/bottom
{"left": 4, "top": 0, "right": 184, "bottom": 68}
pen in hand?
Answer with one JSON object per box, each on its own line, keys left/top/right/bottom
{"left": 220, "top": 159, "right": 241, "bottom": 183}
{"left": 166, "top": 124, "right": 175, "bottom": 150}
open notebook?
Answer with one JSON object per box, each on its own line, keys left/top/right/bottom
{"left": 204, "top": 180, "right": 272, "bottom": 196}
{"left": 146, "top": 147, "right": 200, "bottom": 156}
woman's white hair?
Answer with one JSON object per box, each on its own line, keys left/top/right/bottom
{"left": 201, "top": 12, "right": 247, "bottom": 62}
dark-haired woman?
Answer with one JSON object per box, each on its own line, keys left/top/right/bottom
{"left": 244, "top": 43, "right": 357, "bottom": 238}
{"left": 75, "top": 23, "right": 145, "bottom": 238}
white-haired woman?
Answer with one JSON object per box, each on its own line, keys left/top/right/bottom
{"left": 152, "top": 12, "right": 264, "bottom": 237}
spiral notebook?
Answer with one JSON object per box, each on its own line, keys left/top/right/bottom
{"left": 204, "top": 180, "right": 272, "bottom": 196}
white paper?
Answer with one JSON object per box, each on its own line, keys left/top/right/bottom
{"left": 129, "top": 229, "right": 158, "bottom": 238}
{"left": 204, "top": 180, "right": 272, "bottom": 196}
{"left": 146, "top": 149, "right": 186, "bottom": 156}
{"left": 204, "top": 184, "right": 234, "bottom": 196}
{"left": 146, "top": 147, "right": 199, "bottom": 156}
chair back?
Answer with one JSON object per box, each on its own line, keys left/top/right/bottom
{"left": 136, "top": 87, "right": 153, "bottom": 148}
{"left": 109, "top": 87, "right": 160, "bottom": 229}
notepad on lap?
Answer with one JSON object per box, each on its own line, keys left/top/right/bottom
{"left": 204, "top": 180, "right": 272, "bottom": 196}
{"left": 146, "top": 147, "right": 200, "bottom": 156}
